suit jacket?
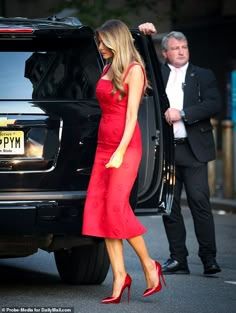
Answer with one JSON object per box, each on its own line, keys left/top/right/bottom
{"left": 161, "top": 63, "right": 221, "bottom": 162}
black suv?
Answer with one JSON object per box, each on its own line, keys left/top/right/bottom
{"left": 0, "top": 16, "right": 174, "bottom": 284}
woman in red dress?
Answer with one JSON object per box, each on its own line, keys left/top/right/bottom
{"left": 82, "top": 19, "right": 165, "bottom": 303}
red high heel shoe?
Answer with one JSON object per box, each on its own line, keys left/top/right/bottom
{"left": 143, "top": 261, "right": 166, "bottom": 297}
{"left": 101, "top": 273, "right": 132, "bottom": 304}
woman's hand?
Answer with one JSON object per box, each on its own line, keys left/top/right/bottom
{"left": 105, "top": 149, "right": 124, "bottom": 168}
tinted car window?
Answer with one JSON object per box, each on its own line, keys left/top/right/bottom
{"left": 0, "top": 52, "right": 33, "bottom": 99}
{"left": 0, "top": 39, "right": 101, "bottom": 101}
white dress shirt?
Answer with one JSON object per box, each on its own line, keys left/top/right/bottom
{"left": 165, "top": 62, "right": 188, "bottom": 138}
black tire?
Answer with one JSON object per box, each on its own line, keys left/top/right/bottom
{"left": 54, "top": 240, "right": 109, "bottom": 285}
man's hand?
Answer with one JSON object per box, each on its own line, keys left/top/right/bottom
{"left": 164, "top": 108, "right": 182, "bottom": 125}
{"left": 138, "top": 22, "right": 157, "bottom": 35}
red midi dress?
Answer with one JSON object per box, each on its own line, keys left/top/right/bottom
{"left": 82, "top": 63, "right": 147, "bottom": 239}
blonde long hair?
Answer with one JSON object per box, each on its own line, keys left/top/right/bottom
{"left": 96, "top": 19, "right": 147, "bottom": 98}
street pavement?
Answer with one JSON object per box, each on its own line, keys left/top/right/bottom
{"left": 0, "top": 208, "right": 235, "bottom": 313}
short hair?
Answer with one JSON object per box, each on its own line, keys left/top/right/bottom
{"left": 161, "top": 31, "right": 188, "bottom": 51}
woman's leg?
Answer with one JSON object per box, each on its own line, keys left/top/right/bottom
{"left": 105, "top": 238, "right": 127, "bottom": 297}
{"left": 127, "top": 235, "right": 159, "bottom": 289}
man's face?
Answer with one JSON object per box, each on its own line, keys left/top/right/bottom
{"left": 162, "top": 38, "right": 189, "bottom": 68}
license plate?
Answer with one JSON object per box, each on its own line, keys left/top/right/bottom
{"left": 0, "top": 131, "right": 24, "bottom": 155}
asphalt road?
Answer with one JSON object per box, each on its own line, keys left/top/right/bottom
{"left": 0, "top": 208, "right": 235, "bottom": 313}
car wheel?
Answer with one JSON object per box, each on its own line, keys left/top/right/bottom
{"left": 54, "top": 240, "right": 109, "bottom": 284}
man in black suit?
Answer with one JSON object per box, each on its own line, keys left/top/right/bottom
{"left": 139, "top": 23, "right": 221, "bottom": 275}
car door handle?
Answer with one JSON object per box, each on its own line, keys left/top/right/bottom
{"left": 152, "top": 130, "right": 160, "bottom": 146}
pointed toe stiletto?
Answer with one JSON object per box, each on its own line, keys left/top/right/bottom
{"left": 143, "top": 261, "right": 166, "bottom": 297}
{"left": 101, "top": 273, "right": 132, "bottom": 304}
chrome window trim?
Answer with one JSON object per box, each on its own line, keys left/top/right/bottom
{"left": 0, "top": 191, "right": 86, "bottom": 201}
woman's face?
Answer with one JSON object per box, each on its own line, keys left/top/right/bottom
{"left": 97, "top": 34, "right": 113, "bottom": 60}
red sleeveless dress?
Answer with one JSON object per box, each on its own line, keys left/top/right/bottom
{"left": 82, "top": 63, "right": 147, "bottom": 239}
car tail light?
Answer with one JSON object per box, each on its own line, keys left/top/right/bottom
{"left": 0, "top": 28, "right": 34, "bottom": 34}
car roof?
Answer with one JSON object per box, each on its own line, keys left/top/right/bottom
{"left": 0, "top": 16, "right": 94, "bottom": 40}
{"left": 0, "top": 16, "right": 84, "bottom": 29}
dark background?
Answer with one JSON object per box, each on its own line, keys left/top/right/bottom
{"left": 1, "top": 0, "right": 236, "bottom": 135}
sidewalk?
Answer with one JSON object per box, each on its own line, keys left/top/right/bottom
{"left": 181, "top": 195, "right": 236, "bottom": 214}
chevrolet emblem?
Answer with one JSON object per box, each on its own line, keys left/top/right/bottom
{"left": 0, "top": 117, "right": 16, "bottom": 127}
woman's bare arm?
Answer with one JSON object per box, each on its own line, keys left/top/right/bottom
{"left": 105, "top": 64, "right": 144, "bottom": 168}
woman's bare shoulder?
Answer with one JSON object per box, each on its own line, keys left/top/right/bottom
{"left": 127, "top": 63, "right": 144, "bottom": 81}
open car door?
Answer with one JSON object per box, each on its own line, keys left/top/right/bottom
{"left": 131, "top": 31, "right": 175, "bottom": 215}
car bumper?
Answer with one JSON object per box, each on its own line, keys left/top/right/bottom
{"left": 0, "top": 191, "right": 86, "bottom": 234}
